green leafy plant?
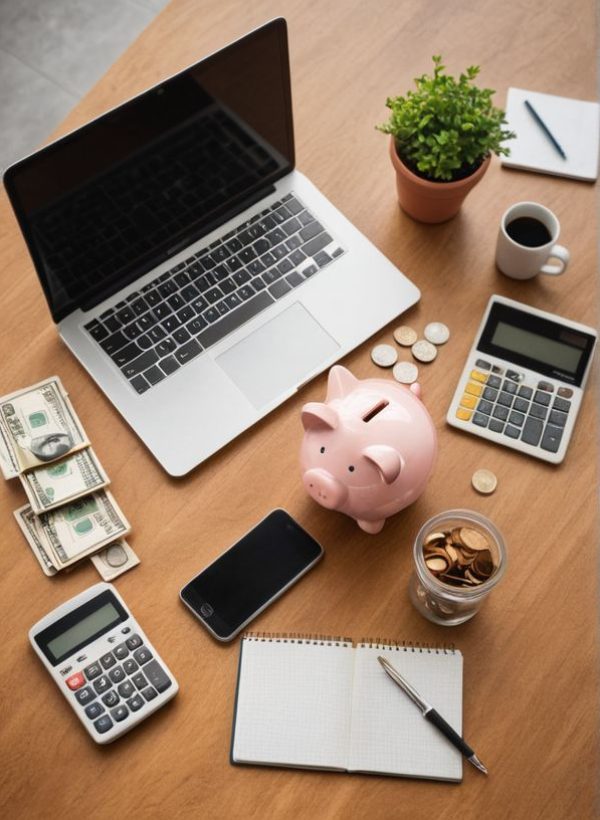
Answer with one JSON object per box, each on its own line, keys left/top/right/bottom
{"left": 377, "top": 56, "right": 515, "bottom": 181}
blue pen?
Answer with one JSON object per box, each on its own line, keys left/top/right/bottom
{"left": 524, "top": 99, "right": 567, "bottom": 160}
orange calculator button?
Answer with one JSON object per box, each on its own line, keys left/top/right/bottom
{"left": 455, "top": 408, "right": 472, "bottom": 421}
{"left": 470, "top": 370, "right": 488, "bottom": 383}
{"left": 465, "top": 382, "right": 483, "bottom": 397}
{"left": 66, "top": 672, "right": 85, "bottom": 691}
{"left": 459, "top": 394, "right": 477, "bottom": 409}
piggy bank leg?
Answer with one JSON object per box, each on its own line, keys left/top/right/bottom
{"left": 357, "top": 519, "right": 385, "bottom": 534}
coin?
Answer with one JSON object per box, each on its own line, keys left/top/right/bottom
{"left": 425, "top": 556, "right": 449, "bottom": 573}
{"left": 411, "top": 339, "right": 437, "bottom": 363}
{"left": 393, "top": 325, "right": 418, "bottom": 346}
{"left": 459, "top": 527, "right": 490, "bottom": 552}
{"left": 371, "top": 343, "right": 398, "bottom": 367}
{"left": 392, "top": 361, "right": 419, "bottom": 384}
{"left": 421, "top": 525, "right": 498, "bottom": 589}
{"left": 104, "top": 544, "right": 128, "bottom": 567}
{"left": 424, "top": 322, "right": 450, "bottom": 345}
{"left": 472, "top": 468, "right": 498, "bottom": 495}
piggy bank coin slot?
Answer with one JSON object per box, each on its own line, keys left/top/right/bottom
{"left": 362, "top": 401, "right": 389, "bottom": 423}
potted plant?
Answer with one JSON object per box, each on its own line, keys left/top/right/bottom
{"left": 377, "top": 56, "right": 515, "bottom": 223}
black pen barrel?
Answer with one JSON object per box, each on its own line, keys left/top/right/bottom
{"left": 425, "top": 709, "right": 474, "bottom": 758}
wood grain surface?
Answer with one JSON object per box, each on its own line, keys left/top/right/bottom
{"left": 0, "top": 1, "right": 597, "bottom": 818}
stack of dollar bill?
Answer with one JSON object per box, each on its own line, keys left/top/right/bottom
{"left": 0, "top": 377, "right": 139, "bottom": 580}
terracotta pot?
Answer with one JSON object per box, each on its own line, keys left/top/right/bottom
{"left": 388, "top": 137, "right": 491, "bottom": 223}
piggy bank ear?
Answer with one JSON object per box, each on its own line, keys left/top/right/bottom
{"left": 301, "top": 402, "right": 339, "bottom": 431}
{"left": 326, "top": 365, "right": 359, "bottom": 401}
{"left": 362, "top": 445, "right": 403, "bottom": 484}
{"left": 410, "top": 382, "right": 422, "bottom": 399}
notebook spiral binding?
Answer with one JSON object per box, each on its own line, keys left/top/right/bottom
{"left": 243, "top": 632, "right": 455, "bottom": 653}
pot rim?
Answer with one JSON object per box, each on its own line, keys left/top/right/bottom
{"left": 388, "top": 136, "right": 491, "bottom": 189}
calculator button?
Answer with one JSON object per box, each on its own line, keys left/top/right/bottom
{"left": 143, "top": 660, "right": 172, "bottom": 693}
{"left": 477, "top": 399, "right": 493, "bottom": 415}
{"left": 513, "top": 397, "right": 530, "bottom": 413}
{"left": 85, "top": 702, "right": 105, "bottom": 720}
{"left": 123, "top": 659, "right": 139, "bottom": 676}
{"left": 502, "top": 380, "right": 517, "bottom": 395}
{"left": 488, "top": 419, "right": 505, "bottom": 433}
{"left": 127, "top": 694, "right": 145, "bottom": 712}
{"left": 508, "top": 410, "right": 525, "bottom": 427}
{"left": 66, "top": 672, "right": 85, "bottom": 691}
{"left": 132, "top": 672, "right": 148, "bottom": 690}
{"left": 497, "top": 391, "right": 514, "bottom": 408}
{"left": 548, "top": 409, "right": 568, "bottom": 428}
{"left": 472, "top": 413, "right": 489, "bottom": 427}
{"left": 504, "top": 425, "right": 521, "bottom": 439}
{"left": 506, "top": 370, "right": 522, "bottom": 381}
{"left": 517, "top": 385, "right": 533, "bottom": 400}
{"left": 94, "top": 715, "right": 113, "bottom": 734}
{"left": 460, "top": 394, "right": 477, "bottom": 409}
{"left": 553, "top": 397, "right": 571, "bottom": 413}
{"left": 492, "top": 405, "right": 509, "bottom": 422}
{"left": 474, "top": 358, "right": 491, "bottom": 370}
{"left": 102, "top": 690, "right": 120, "bottom": 708}
{"left": 455, "top": 408, "right": 472, "bottom": 421}
{"left": 533, "top": 390, "right": 551, "bottom": 406}
{"left": 93, "top": 675, "right": 111, "bottom": 694}
{"left": 521, "top": 417, "right": 543, "bottom": 446}
{"left": 537, "top": 381, "right": 554, "bottom": 392}
{"left": 529, "top": 403, "right": 548, "bottom": 421}
{"left": 83, "top": 662, "right": 102, "bottom": 680}
{"left": 557, "top": 387, "right": 573, "bottom": 398}
{"left": 470, "top": 370, "right": 488, "bottom": 383}
{"left": 481, "top": 386, "right": 498, "bottom": 402}
{"left": 125, "top": 634, "right": 143, "bottom": 651}
{"left": 465, "top": 382, "right": 483, "bottom": 397}
{"left": 110, "top": 705, "right": 129, "bottom": 723}
{"left": 487, "top": 375, "right": 502, "bottom": 389}
{"left": 142, "top": 686, "right": 158, "bottom": 702}
{"left": 491, "top": 365, "right": 504, "bottom": 375}
{"left": 109, "top": 665, "right": 126, "bottom": 684}
{"left": 133, "top": 647, "right": 154, "bottom": 665}
{"left": 118, "top": 681, "right": 136, "bottom": 699}
{"left": 114, "top": 643, "right": 129, "bottom": 660}
{"left": 121, "top": 627, "right": 131, "bottom": 635}
{"left": 541, "top": 424, "right": 564, "bottom": 453}
{"left": 75, "top": 686, "right": 96, "bottom": 705}
{"left": 100, "top": 652, "right": 116, "bottom": 670}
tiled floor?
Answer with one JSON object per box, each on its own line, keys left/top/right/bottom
{"left": 0, "top": 0, "right": 169, "bottom": 171}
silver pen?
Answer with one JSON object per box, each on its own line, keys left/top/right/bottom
{"left": 377, "top": 655, "right": 488, "bottom": 775}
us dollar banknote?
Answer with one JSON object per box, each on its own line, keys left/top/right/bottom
{"left": 0, "top": 377, "right": 88, "bottom": 478}
{"left": 13, "top": 504, "right": 58, "bottom": 576}
{"left": 35, "top": 489, "right": 131, "bottom": 569}
{"left": 20, "top": 447, "right": 109, "bottom": 514}
{"left": 91, "top": 540, "right": 140, "bottom": 581}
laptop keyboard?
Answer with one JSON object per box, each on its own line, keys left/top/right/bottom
{"left": 83, "top": 193, "right": 345, "bottom": 394}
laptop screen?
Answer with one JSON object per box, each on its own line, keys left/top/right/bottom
{"left": 4, "top": 19, "right": 294, "bottom": 323}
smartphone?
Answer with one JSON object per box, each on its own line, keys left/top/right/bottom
{"left": 179, "top": 509, "right": 323, "bottom": 641}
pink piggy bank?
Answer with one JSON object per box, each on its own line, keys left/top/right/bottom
{"left": 300, "top": 365, "right": 437, "bottom": 534}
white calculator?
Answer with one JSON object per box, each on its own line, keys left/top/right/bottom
{"left": 447, "top": 295, "right": 597, "bottom": 463}
{"left": 29, "top": 582, "right": 179, "bottom": 744}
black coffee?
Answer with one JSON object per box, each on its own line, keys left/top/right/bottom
{"left": 506, "top": 216, "right": 552, "bottom": 247}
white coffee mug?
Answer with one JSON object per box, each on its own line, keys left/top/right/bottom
{"left": 495, "top": 202, "right": 570, "bottom": 280}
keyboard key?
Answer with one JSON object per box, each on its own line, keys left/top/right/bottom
{"left": 144, "top": 366, "right": 166, "bottom": 386}
{"left": 287, "top": 235, "right": 302, "bottom": 251}
{"left": 247, "top": 259, "right": 265, "bottom": 276}
{"left": 112, "top": 342, "right": 143, "bottom": 367}
{"left": 504, "top": 425, "right": 521, "bottom": 439}
{"left": 271, "top": 244, "right": 288, "bottom": 261}
{"left": 173, "top": 327, "right": 191, "bottom": 345}
{"left": 137, "top": 313, "right": 157, "bottom": 331}
{"left": 177, "top": 306, "right": 195, "bottom": 324}
{"left": 548, "top": 409, "right": 568, "bottom": 427}
{"left": 299, "top": 221, "right": 323, "bottom": 242}
{"left": 142, "top": 660, "right": 172, "bottom": 693}
{"left": 269, "top": 280, "right": 292, "bottom": 299}
{"left": 286, "top": 271, "right": 304, "bottom": 288}
{"left": 85, "top": 321, "right": 109, "bottom": 342}
{"left": 226, "top": 255, "right": 243, "bottom": 273}
{"left": 130, "top": 375, "right": 150, "bottom": 394}
{"left": 225, "top": 237, "right": 243, "bottom": 253}
{"left": 521, "top": 417, "right": 543, "bottom": 446}
{"left": 237, "top": 286, "right": 255, "bottom": 301}
{"left": 298, "top": 210, "right": 314, "bottom": 227}
{"left": 303, "top": 265, "right": 318, "bottom": 277}
{"left": 124, "top": 323, "right": 143, "bottom": 341}
{"left": 149, "top": 325, "right": 167, "bottom": 343}
{"left": 285, "top": 196, "right": 303, "bottom": 215}
{"left": 252, "top": 277, "right": 266, "bottom": 291}
{"left": 282, "top": 216, "right": 302, "bottom": 236}
{"left": 233, "top": 270, "right": 251, "bottom": 287}
{"left": 131, "top": 298, "right": 148, "bottom": 316}
{"left": 197, "top": 291, "right": 274, "bottom": 350}
{"left": 303, "top": 232, "right": 333, "bottom": 257}
{"left": 192, "top": 296, "right": 209, "bottom": 314}
{"left": 314, "top": 251, "right": 332, "bottom": 267}
{"left": 186, "top": 316, "right": 208, "bottom": 335}
{"left": 472, "top": 412, "right": 489, "bottom": 427}
{"left": 529, "top": 403, "right": 548, "bottom": 421}
{"left": 100, "top": 331, "right": 129, "bottom": 355}
{"left": 162, "top": 316, "right": 180, "bottom": 333}
{"left": 156, "top": 338, "right": 176, "bottom": 357}
{"left": 175, "top": 339, "right": 203, "bottom": 365}
{"left": 168, "top": 293, "right": 185, "bottom": 311}
{"left": 541, "top": 424, "right": 564, "bottom": 453}
{"left": 553, "top": 396, "right": 571, "bottom": 413}
{"left": 203, "top": 307, "right": 220, "bottom": 324}
{"left": 267, "top": 227, "right": 287, "bottom": 246}
{"left": 290, "top": 249, "right": 306, "bottom": 266}
{"left": 104, "top": 316, "right": 121, "bottom": 333}
{"left": 238, "top": 247, "right": 257, "bottom": 264}
{"left": 205, "top": 287, "right": 223, "bottom": 304}
{"left": 94, "top": 715, "right": 113, "bottom": 734}
{"left": 154, "top": 303, "right": 172, "bottom": 320}
{"left": 213, "top": 265, "right": 229, "bottom": 282}
{"left": 122, "top": 350, "right": 159, "bottom": 379}
{"left": 533, "top": 390, "right": 551, "bottom": 406}
{"left": 158, "top": 281, "right": 176, "bottom": 298}
{"left": 145, "top": 290, "right": 161, "bottom": 306}
{"left": 116, "top": 306, "right": 135, "bottom": 324}
{"left": 253, "top": 238, "right": 270, "bottom": 256}
{"left": 277, "top": 258, "right": 293, "bottom": 276}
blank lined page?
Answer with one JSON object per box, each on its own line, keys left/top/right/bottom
{"left": 348, "top": 645, "right": 463, "bottom": 781}
{"left": 232, "top": 638, "right": 355, "bottom": 770}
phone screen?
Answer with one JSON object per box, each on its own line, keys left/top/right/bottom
{"left": 179, "top": 509, "right": 323, "bottom": 640}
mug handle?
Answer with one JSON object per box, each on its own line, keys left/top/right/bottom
{"left": 541, "top": 245, "right": 570, "bottom": 276}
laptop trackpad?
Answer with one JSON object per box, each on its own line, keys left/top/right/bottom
{"left": 216, "top": 302, "right": 339, "bottom": 408}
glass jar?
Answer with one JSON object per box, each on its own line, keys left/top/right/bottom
{"left": 409, "top": 509, "right": 507, "bottom": 626}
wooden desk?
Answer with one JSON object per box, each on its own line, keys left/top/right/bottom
{"left": 1, "top": 1, "right": 597, "bottom": 817}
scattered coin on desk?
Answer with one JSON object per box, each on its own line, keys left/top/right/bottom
{"left": 370, "top": 343, "right": 398, "bottom": 367}
{"left": 423, "top": 527, "right": 498, "bottom": 587}
{"left": 392, "top": 361, "right": 419, "bottom": 384}
{"left": 471, "top": 469, "right": 498, "bottom": 495}
{"left": 411, "top": 339, "right": 438, "bottom": 363}
{"left": 393, "top": 325, "right": 418, "bottom": 346}
{"left": 424, "top": 322, "right": 450, "bottom": 345}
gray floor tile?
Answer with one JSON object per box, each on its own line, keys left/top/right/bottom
{"left": 0, "top": 49, "right": 76, "bottom": 171}
{"left": 0, "top": 0, "right": 154, "bottom": 97}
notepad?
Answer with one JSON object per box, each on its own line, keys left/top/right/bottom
{"left": 230, "top": 635, "right": 464, "bottom": 782}
{"left": 501, "top": 87, "right": 600, "bottom": 181}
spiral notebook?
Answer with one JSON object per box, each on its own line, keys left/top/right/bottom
{"left": 230, "top": 634, "right": 463, "bottom": 782}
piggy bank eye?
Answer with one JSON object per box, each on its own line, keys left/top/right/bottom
{"left": 320, "top": 446, "right": 325, "bottom": 454}
{"left": 348, "top": 465, "right": 355, "bottom": 472}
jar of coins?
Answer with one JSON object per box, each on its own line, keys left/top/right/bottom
{"left": 409, "top": 509, "right": 506, "bottom": 626}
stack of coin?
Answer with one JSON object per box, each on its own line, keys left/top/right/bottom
{"left": 422, "top": 526, "right": 498, "bottom": 588}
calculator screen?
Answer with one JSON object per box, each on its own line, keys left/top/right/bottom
{"left": 491, "top": 322, "right": 584, "bottom": 373}
{"left": 35, "top": 590, "right": 128, "bottom": 665}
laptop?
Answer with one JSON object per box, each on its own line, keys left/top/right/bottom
{"left": 3, "top": 18, "right": 419, "bottom": 476}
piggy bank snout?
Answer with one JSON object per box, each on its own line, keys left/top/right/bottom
{"left": 303, "top": 468, "right": 348, "bottom": 509}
